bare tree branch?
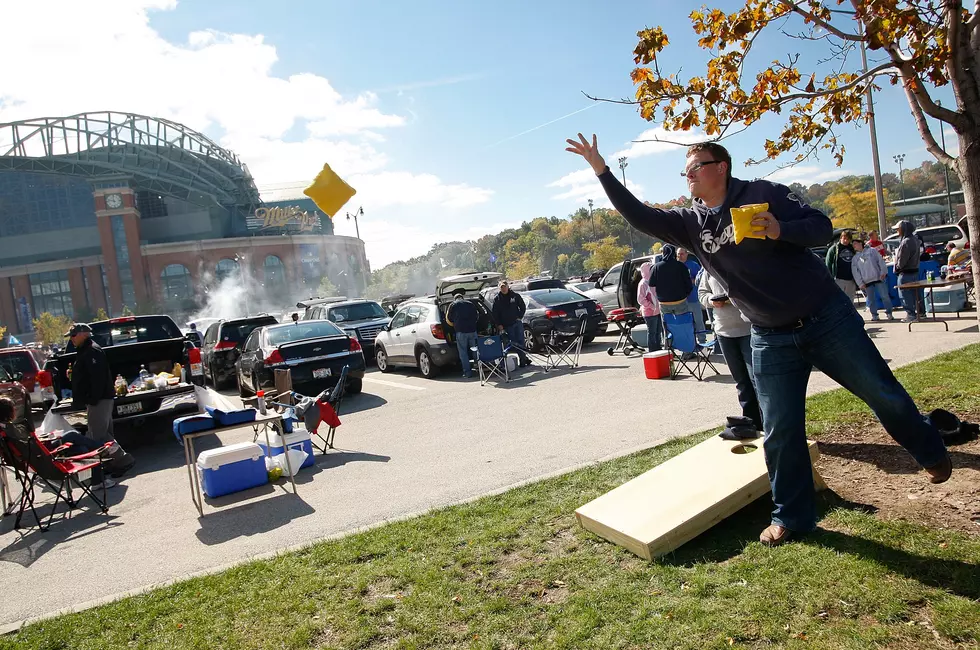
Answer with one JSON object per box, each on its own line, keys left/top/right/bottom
{"left": 776, "top": 0, "right": 864, "bottom": 42}
{"left": 630, "top": 124, "right": 751, "bottom": 147}
{"left": 903, "top": 80, "right": 959, "bottom": 168}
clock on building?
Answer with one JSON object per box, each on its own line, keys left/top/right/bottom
{"left": 105, "top": 193, "right": 123, "bottom": 209}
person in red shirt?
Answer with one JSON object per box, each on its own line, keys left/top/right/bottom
{"left": 868, "top": 230, "right": 886, "bottom": 257}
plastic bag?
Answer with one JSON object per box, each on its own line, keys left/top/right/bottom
{"left": 39, "top": 410, "right": 75, "bottom": 437}
{"left": 193, "top": 386, "right": 238, "bottom": 414}
{"left": 272, "top": 448, "right": 308, "bottom": 477}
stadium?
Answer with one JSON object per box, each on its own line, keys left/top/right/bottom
{"left": 0, "top": 111, "right": 368, "bottom": 335}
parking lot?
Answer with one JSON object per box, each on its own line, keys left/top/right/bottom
{"left": 0, "top": 317, "right": 977, "bottom": 629}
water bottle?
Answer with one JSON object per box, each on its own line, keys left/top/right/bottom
{"left": 256, "top": 390, "right": 267, "bottom": 415}
{"left": 926, "top": 271, "right": 934, "bottom": 283}
{"left": 138, "top": 365, "right": 152, "bottom": 390}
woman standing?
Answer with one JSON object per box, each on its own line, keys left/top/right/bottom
{"left": 697, "top": 271, "right": 762, "bottom": 430}
{"left": 637, "top": 261, "right": 662, "bottom": 352}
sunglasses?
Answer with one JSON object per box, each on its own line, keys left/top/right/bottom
{"left": 681, "top": 160, "right": 723, "bottom": 177}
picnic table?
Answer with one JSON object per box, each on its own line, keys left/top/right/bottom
{"left": 899, "top": 277, "right": 971, "bottom": 332}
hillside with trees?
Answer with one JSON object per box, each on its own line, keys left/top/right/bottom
{"left": 366, "top": 159, "right": 960, "bottom": 297}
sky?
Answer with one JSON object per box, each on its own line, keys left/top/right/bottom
{"left": 0, "top": 0, "right": 961, "bottom": 267}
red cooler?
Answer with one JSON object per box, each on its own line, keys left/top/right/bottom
{"left": 643, "top": 351, "right": 671, "bottom": 379}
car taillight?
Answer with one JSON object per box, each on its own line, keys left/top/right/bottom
{"left": 264, "top": 349, "right": 285, "bottom": 366}
{"left": 214, "top": 341, "right": 237, "bottom": 351}
{"left": 430, "top": 324, "right": 446, "bottom": 340}
{"left": 349, "top": 337, "right": 362, "bottom": 352}
{"left": 545, "top": 309, "right": 567, "bottom": 318}
{"left": 110, "top": 317, "right": 136, "bottom": 323}
{"left": 36, "top": 370, "right": 52, "bottom": 388}
{"left": 595, "top": 303, "right": 603, "bottom": 311}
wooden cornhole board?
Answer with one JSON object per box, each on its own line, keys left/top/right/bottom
{"left": 575, "top": 435, "right": 824, "bottom": 560}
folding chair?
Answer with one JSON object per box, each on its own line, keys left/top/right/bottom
{"left": 313, "top": 365, "right": 348, "bottom": 453}
{"left": 0, "top": 427, "right": 112, "bottom": 531}
{"left": 663, "top": 312, "right": 718, "bottom": 381}
{"left": 605, "top": 308, "right": 644, "bottom": 357}
{"left": 528, "top": 316, "right": 586, "bottom": 370}
{"left": 476, "top": 335, "right": 510, "bottom": 386}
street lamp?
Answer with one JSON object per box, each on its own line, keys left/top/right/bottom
{"left": 346, "top": 206, "right": 363, "bottom": 240}
{"left": 587, "top": 198, "right": 597, "bottom": 241}
{"left": 617, "top": 157, "right": 636, "bottom": 256}
{"left": 893, "top": 153, "right": 907, "bottom": 202}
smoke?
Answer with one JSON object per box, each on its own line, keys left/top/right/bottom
{"left": 186, "top": 262, "right": 298, "bottom": 326}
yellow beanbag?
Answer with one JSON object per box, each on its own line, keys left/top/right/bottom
{"left": 731, "top": 202, "right": 769, "bottom": 244}
{"left": 303, "top": 163, "right": 357, "bottom": 218}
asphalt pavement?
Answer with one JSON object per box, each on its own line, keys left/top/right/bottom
{"left": 0, "top": 314, "right": 976, "bottom": 629}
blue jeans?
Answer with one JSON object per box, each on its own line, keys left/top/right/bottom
{"left": 455, "top": 331, "right": 478, "bottom": 377}
{"left": 504, "top": 321, "right": 529, "bottom": 363}
{"left": 898, "top": 272, "right": 925, "bottom": 317}
{"left": 717, "top": 334, "right": 762, "bottom": 430}
{"left": 688, "top": 299, "right": 707, "bottom": 343}
{"left": 863, "top": 281, "right": 892, "bottom": 319}
{"left": 750, "top": 290, "right": 947, "bottom": 532}
{"left": 642, "top": 315, "right": 662, "bottom": 352}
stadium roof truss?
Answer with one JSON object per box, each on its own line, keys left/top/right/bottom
{"left": 0, "top": 111, "right": 261, "bottom": 208}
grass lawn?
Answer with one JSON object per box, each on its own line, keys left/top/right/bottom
{"left": 4, "top": 344, "right": 980, "bottom": 649}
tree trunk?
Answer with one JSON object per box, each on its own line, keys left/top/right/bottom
{"left": 955, "top": 137, "right": 980, "bottom": 330}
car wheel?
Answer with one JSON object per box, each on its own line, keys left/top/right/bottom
{"left": 376, "top": 345, "right": 391, "bottom": 373}
{"left": 416, "top": 348, "right": 438, "bottom": 378}
{"left": 346, "top": 377, "right": 363, "bottom": 394}
{"left": 237, "top": 371, "right": 250, "bottom": 398}
{"left": 523, "top": 326, "right": 538, "bottom": 353}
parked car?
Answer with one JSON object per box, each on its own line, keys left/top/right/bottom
{"left": 0, "top": 346, "right": 55, "bottom": 411}
{"left": 0, "top": 364, "right": 33, "bottom": 433}
{"left": 236, "top": 319, "right": 366, "bottom": 396}
{"left": 308, "top": 299, "right": 391, "bottom": 359}
{"left": 201, "top": 315, "right": 279, "bottom": 389}
{"left": 507, "top": 278, "right": 566, "bottom": 291}
{"left": 584, "top": 256, "right": 655, "bottom": 310}
{"left": 374, "top": 272, "right": 499, "bottom": 378}
{"left": 883, "top": 217, "right": 970, "bottom": 258}
{"left": 519, "top": 288, "right": 604, "bottom": 352}
{"left": 295, "top": 296, "right": 349, "bottom": 320}
{"left": 566, "top": 281, "right": 597, "bottom": 294}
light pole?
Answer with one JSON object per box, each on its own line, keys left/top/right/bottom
{"left": 859, "top": 23, "right": 888, "bottom": 237}
{"left": 587, "top": 198, "right": 597, "bottom": 241}
{"left": 937, "top": 100, "right": 954, "bottom": 223}
{"left": 346, "top": 206, "right": 363, "bottom": 240}
{"left": 617, "top": 156, "right": 636, "bottom": 255}
{"left": 893, "top": 154, "right": 907, "bottom": 202}
{"left": 234, "top": 253, "right": 250, "bottom": 316}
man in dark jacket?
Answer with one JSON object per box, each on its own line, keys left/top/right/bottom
{"left": 67, "top": 323, "right": 135, "bottom": 478}
{"left": 894, "top": 220, "right": 926, "bottom": 322}
{"left": 491, "top": 281, "right": 530, "bottom": 365}
{"left": 566, "top": 133, "right": 951, "bottom": 547}
{"left": 650, "top": 244, "right": 694, "bottom": 316}
{"left": 446, "top": 289, "right": 479, "bottom": 378}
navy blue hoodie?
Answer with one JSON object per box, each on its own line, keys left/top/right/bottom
{"left": 598, "top": 170, "right": 836, "bottom": 328}
{"left": 649, "top": 244, "right": 694, "bottom": 303}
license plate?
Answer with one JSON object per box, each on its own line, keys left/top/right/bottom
{"left": 575, "top": 308, "right": 588, "bottom": 318}
{"left": 190, "top": 362, "right": 203, "bottom": 376}
{"left": 313, "top": 368, "right": 332, "bottom": 379}
{"left": 117, "top": 402, "right": 143, "bottom": 416}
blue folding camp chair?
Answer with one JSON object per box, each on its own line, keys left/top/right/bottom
{"left": 663, "top": 312, "right": 718, "bottom": 380}
{"left": 476, "top": 335, "right": 510, "bottom": 386}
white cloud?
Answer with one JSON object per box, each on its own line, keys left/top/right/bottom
{"left": 764, "top": 165, "right": 853, "bottom": 186}
{"left": 612, "top": 127, "right": 705, "bottom": 159}
{"left": 547, "top": 167, "right": 643, "bottom": 207}
{"left": 0, "top": 0, "right": 490, "bottom": 219}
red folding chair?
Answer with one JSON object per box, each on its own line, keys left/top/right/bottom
{"left": 0, "top": 425, "right": 112, "bottom": 531}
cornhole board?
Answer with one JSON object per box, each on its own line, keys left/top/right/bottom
{"left": 575, "top": 435, "right": 824, "bottom": 561}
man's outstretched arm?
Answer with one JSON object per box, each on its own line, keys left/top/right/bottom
{"left": 566, "top": 133, "right": 691, "bottom": 248}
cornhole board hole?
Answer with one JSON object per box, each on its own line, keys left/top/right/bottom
{"left": 575, "top": 435, "right": 824, "bottom": 560}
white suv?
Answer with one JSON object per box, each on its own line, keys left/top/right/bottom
{"left": 374, "top": 273, "right": 499, "bottom": 378}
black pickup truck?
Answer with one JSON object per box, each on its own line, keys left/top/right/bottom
{"left": 50, "top": 315, "right": 199, "bottom": 426}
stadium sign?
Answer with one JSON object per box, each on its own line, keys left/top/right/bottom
{"left": 248, "top": 205, "right": 320, "bottom": 232}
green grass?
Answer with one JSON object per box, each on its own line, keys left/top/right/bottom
{"left": 6, "top": 345, "right": 980, "bottom": 649}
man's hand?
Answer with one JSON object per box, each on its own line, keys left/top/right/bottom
{"left": 751, "top": 212, "right": 781, "bottom": 240}
{"left": 565, "top": 133, "right": 607, "bottom": 176}
{"left": 497, "top": 325, "right": 504, "bottom": 334}
{"left": 710, "top": 300, "right": 726, "bottom": 309}
{"left": 860, "top": 284, "right": 867, "bottom": 291}
{"left": 880, "top": 274, "right": 886, "bottom": 282}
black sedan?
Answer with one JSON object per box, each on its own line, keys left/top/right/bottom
{"left": 236, "top": 320, "right": 366, "bottom": 397}
{"left": 520, "top": 288, "right": 605, "bottom": 352}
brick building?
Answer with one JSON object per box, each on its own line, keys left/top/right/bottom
{"left": 0, "top": 112, "right": 368, "bottom": 335}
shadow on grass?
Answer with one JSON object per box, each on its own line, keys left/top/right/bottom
{"left": 819, "top": 441, "right": 980, "bottom": 474}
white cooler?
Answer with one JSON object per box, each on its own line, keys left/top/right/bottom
{"left": 925, "top": 284, "right": 967, "bottom": 313}
{"left": 506, "top": 353, "right": 519, "bottom": 372}
{"left": 196, "top": 442, "right": 268, "bottom": 498}
{"left": 258, "top": 429, "right": 315, "bottom": 470}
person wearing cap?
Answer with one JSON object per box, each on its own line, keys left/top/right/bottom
{"left": 446, "top": 288, "right": 479, "bottom": 378}
{"left": 67, "top": 323, "right": 136, "bottom": 478}
{"left": 491, "top": 281, "right": 530, "bottom": 366}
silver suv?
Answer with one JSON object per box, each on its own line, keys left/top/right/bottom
{"left": 374, "top": 273, "right": 500, "bottom": 378}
